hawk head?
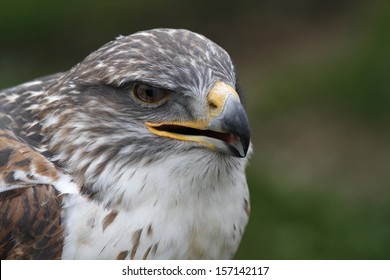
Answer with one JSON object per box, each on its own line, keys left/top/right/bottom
{"left": 40, "top": 28, "right": 251, "bottom": 198}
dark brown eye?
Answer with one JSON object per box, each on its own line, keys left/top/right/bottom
{"left": 132, "top": 84, "right": 169, "bottom": 104}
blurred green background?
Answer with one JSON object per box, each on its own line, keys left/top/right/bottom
{"left": 1, "top": 0, "right": 389, "bottom": 259}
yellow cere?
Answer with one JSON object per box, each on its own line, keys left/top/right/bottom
{"left": 207, "top": 81, "right": 240, "bottom": 119}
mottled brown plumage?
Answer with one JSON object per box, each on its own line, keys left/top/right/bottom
{"left": 0, "top": 119, "right": 67, "bottom": 259}
{"left": 0, "top": 185, "right": 64, "bottom": 259}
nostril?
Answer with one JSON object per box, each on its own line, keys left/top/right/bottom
{"left": 208, "top": 101, "right": 218, "bottom": 110}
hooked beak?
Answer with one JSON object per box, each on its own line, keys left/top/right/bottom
{"left": 145, "top": 81, "right": 250, "bottom": 157}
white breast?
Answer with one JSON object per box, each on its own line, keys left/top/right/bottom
{"left": 61, "top": 152, "right": 250, "bottom": 259}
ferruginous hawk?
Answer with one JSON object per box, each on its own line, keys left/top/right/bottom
{"left": 0, "top": 28, "right": 251, "bottom": 259}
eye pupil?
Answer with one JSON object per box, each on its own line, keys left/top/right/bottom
{"left": 133, "top": 84, "right": 168, "bottom": 104}
{"left": 145, "top": 88, "right": 154, "bottom": 97}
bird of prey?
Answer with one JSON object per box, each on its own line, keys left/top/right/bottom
{"left": 0, "top": 28, "right": 251, "bottom": 259}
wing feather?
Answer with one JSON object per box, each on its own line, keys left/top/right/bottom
{"left": 0, "top": 185, "right": 64, "bottom": 259}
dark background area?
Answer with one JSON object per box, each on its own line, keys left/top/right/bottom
{"left": 1, "top": 0, "right": 389, "bottom": 259}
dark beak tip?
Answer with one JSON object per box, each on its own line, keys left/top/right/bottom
{"left": 227, "top": 132, "right": 250, "bottom": 158}
{"left": 237, "top": 120, "right": 251, "bottom": 158}
{"left": 239, "top": 135, "right": 250, "bottom": 158}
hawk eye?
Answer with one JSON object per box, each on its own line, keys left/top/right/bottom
{"left": 132, "top": 84, "right": 169, "bottom": 105}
